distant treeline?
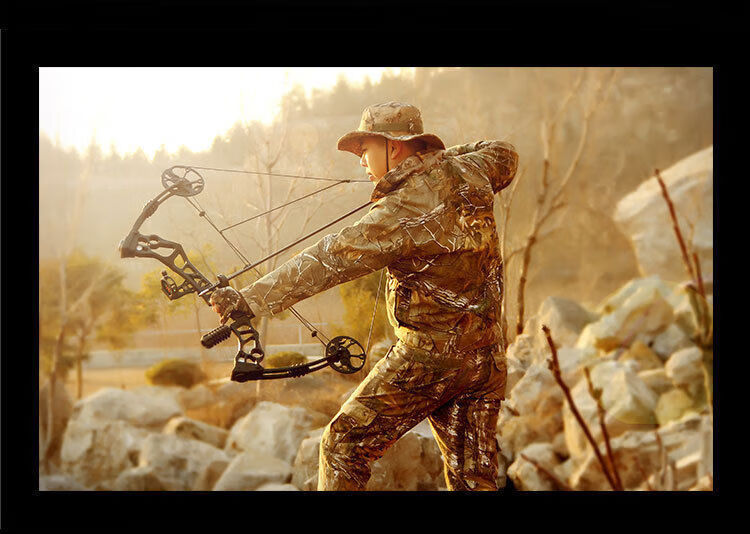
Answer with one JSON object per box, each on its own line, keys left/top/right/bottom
{"left": 40, "top": 67, "right": 712, "bottom": 317}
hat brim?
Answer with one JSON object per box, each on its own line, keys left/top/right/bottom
{"left": 337, "top": 131, "right": 445, "bottom": 157}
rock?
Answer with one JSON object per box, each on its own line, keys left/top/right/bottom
{"left": 618, "top": 340, "right": 663, "bottom": 371}
{"left": 215, "top": 380, "right": 256, "bottom": 402}
{"left": 226, "top": 401, "right": 330, "bottom": 464}
{"left": 689, "top": 474, "right": 713, "bottom": 491}
{"left": 163, "top": 416, "right": 228, "bottom": 449}
{"left": 39, "top": 473, "right": 88, "bottom": 491}
{"left": 569, "top": 413, "right": 711, "bottom": 490}
{"left": 291, "top": 427, "right": 326, "bottom": 490}
{"left": 38, "top": 380, "right": 74, "bottom": 467}
{"left": 498, "top": 362, "right": 567, "bottom": 460}
{"left": 613, "top": 145, "right": 713, "bottom": 284}
{"left": 638, "top": 368, "right": 673, "bottom": 396}
{"left": 557, "top": 347, "right": 599, "bottom": 385}
{"left": 291, "top": 422, "right": 446, "bottom": 491}
{"left": 178, "top": 384, "right": 217, "bottom": 411}
{"left": 651, "top": 324, "right": 693, "bottom": 360}
{"left": 506, "top": 443, "right": 561, "bottom": 491}
{"left": 70, "top": 387, "right": 182, "bottom": 430}
{"left": 655, "top": 388, "right": 695, "bottom": 425}
{"left": 60, "top": 418, "right": 149, "bottom": 488}
{"left": 255, "top": 483, "right": 301, "bottom": 491}
{"left": 138, "top": 433, "right": 230, "bottom": 491}
{"left": 192, "top": 459, "right": 231, "bottom": 491}
{"left": 525, "top": 296, "right": 599, "bottom": 349}
{"left": 563, "top": 360, "right": 658, "bottom": 458}
{"left": 111, "top": 466, "right": 167, "bottom": 491}
{"left": 551, "top": 432, "right": 569, "bottom": 457}
{"left": 595, "top": 276, "right": 676, "bottom": 316}
{"left": 505, "top": 333, "right": 542, "bottom": 367}
{"left": 506, "top": 365, "right": 562, "bottom": 416}
{"left": 504, "top": 353, "right": 528, "bottom": 395}
{"left": 213, "top": 451, "right": 293, "bottom": 491}
{"left": 577, "top": 278, "right": 675, "bottom": 352}
{"left": 665, "top": 347, "right": 705, "bottom": 396}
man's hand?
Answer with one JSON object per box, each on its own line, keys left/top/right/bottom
{"left": 209, "top": 287, "right": 254, "bottom": 324}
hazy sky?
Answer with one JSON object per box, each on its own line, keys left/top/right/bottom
{"left": 40, "top": 67, "right": 411, "bottom": 159}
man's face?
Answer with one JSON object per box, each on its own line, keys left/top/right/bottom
{"left": 359, "top": 137, "right": 389, "bottom": 183}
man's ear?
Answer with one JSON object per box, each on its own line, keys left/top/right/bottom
{"left": 389, "top": 139, "right": 404, "bottom": 159}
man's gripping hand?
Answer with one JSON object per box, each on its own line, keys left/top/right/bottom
{"left": 209, "top": 286, "right": 254, "bottom": 324}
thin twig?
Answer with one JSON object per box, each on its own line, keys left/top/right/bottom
{"left": 583, "top": 367, "right": 623, "bottom": 490}
{"left": 520, "top": 453, "right": 572, "bottom": 491}
{"left": 543, "top": 325, "right": 619, "bottom": 490}
{"left": 633, "top": 455, "right": 654, "bottom": 491}
{"left": 655, "top": 169, "right": 697, "bottom": 284}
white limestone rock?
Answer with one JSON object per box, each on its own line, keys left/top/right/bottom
{"left": 613, "top": 146, "right": 713, "bottom": 284}
{"left": 60, "top": 418, "right": 149, "bottom": 488}
{"left": 569, "top": 413, "right": 711, "bottom": 490}
{"left": 665, "top": 346, "right": 705, "bottom": 395}
{"left": 563, "top": 360, "right": 658, "bottom": 458}
{"left": 138, "top": 433, "right": 230, "bottom": 491}
{"left": 525, "top": 296, "right": 599, "bottom": 349}
{"left": 638, "top": 368, "right": 673, "bottom": 396}
{"left": 163, "top": 416, "right": 228, "bottom": 449}
{"left": 70, "top": 387, "right": 182, "bottom": 430}
{"left": 226, "top": 401, "right": 330, "bottom": 464}
{"left": 39, "top": 473, "right": 88, "bottom": 491}
{"left": 651, "top": 324, "right": 693, "bottom": 360}
{"left": 111, "top": 466, "right": 168, "bottom": 491}
{"left": 178, "top": 384, "right": 217, "bottom": 411}
{"left": 577, "top": 278, "right": 676, "bottom": 352}
{"left": 655, "top": 388, "right": 695, "bottom": 425}
{"left": 213, "top": 451, "right": 293, "bottom": 491}
{"left": 506, "top": 443, "right": 561, "bottom": 491}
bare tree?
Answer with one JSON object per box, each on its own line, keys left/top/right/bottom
{"left": 510, "top": 68, "right": 619, "bottom": 336}
{"left": 40, "top": 144, "right": 95, "bottom": 471}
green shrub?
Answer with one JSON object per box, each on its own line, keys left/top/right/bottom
{"left": 265, "top": 351, "right": 308, "bottom": 369}
{"left": 145, "top": 358, "right": 206, "bottom": 388}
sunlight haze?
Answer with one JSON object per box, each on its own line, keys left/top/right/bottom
{"left": 39, "top": 67, "right": 413, "bottom": 159}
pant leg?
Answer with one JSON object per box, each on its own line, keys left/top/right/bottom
{"left": 428, "top": 346, "right": 507, "bottom": 491}
{"left": 318, "top": 341, "right": 463, "bottom": 491}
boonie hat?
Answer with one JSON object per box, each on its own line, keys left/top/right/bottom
{"left": 337, "top": 101, "right": 445, "bottom": 157}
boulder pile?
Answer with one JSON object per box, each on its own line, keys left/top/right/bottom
{"left": 42, "top": 383, "right": 447, "bottom": 491}
{"left": 499, "top": 276, "right": 713, "bottom": 491}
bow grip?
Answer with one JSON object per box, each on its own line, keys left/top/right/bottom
{"left": 201, "top": 324, "right": 231, "bottom": 348}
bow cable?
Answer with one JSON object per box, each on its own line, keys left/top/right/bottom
{"left": 177, "top": 165, "right": 374, "bottom": 349}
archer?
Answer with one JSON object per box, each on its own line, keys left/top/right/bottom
{"left": 210, "top": 102, "right": 519, "bottom": 491}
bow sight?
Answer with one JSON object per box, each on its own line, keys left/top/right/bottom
{"left": 119, "top": 165, "right": 370, "bottom": 381}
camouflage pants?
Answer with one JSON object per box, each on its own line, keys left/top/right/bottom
{"left": 318, "top": 340, "right": 507, "bottom": 491}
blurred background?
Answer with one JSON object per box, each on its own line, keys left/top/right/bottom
{"left": 38, "top": 67, "right": 713, "bottom": 491}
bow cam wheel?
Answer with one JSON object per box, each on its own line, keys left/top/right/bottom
{"left": 326, "top": 336, "right": 367, "bottom": 374}
{"left": 162, "top": 166, "right": 205, "bottom": 197}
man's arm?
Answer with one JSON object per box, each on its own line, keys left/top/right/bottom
{"left": 239, "top": 181, "right": 457, "bottom": 317}
{"left": 444, "top": 140, "right": 519, "bottom": 193}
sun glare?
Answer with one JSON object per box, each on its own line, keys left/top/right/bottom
{"left": 39, "top": 67, "right": 412, "bottom": 159}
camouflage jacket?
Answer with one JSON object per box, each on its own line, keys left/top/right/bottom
{"left": 240, "top": 141, "right": 519, "bottom": 353}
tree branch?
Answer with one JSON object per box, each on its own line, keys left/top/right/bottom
{"left": 543, "top": 325, "right": 619, "bottom": 490}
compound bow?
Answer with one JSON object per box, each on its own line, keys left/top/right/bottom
{"left": 119, "top": 165, "right": 378, "bottom": 382}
